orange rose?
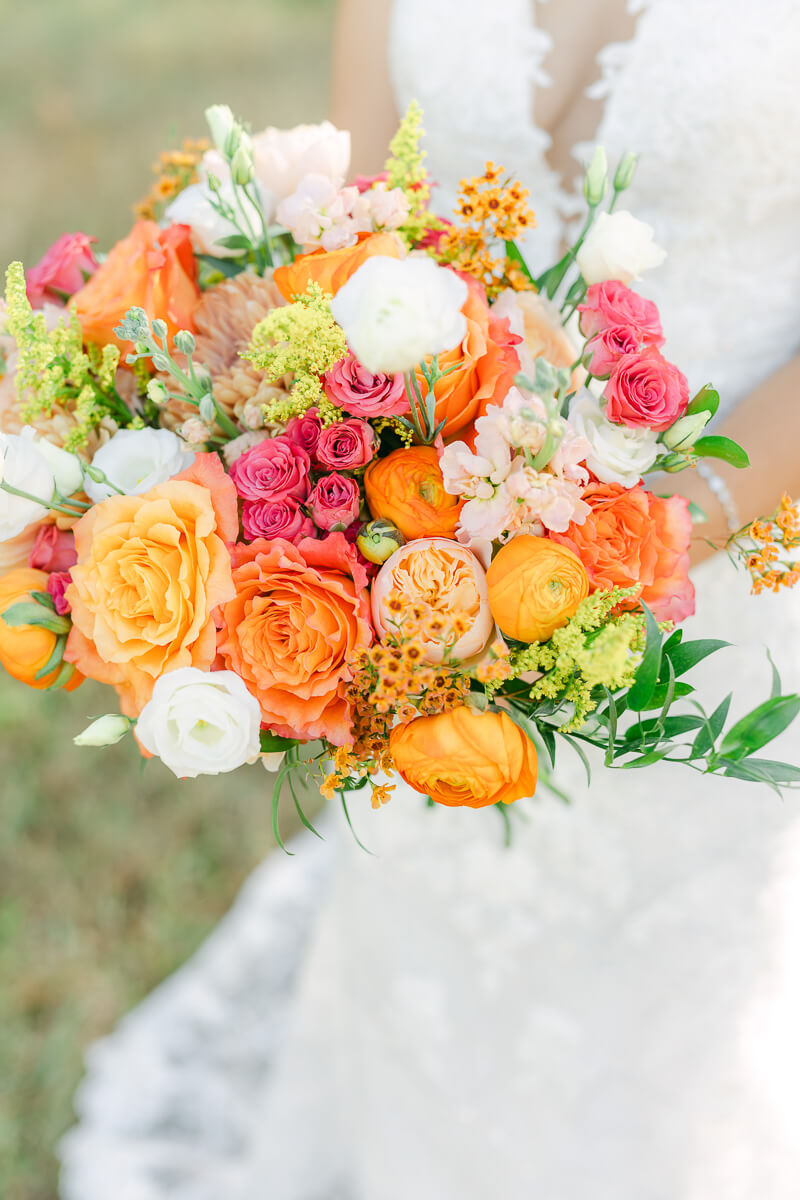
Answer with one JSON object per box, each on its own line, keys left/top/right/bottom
{"left": 215, "top": 533, "right": 373, "bottom": 745}
{"left": 493, "top": 289, "right": 578, "bottom": 377}
{"left": 0, "top": 568, "right": 82, "bottom": 691}
{"left": 486, "top": 535, "right": 589, "bottom": 643}
{"left": 364, "top": 446, "right": 463, "bottom": 540}
{"left": 549, "top": 483, "right": 695, "bottom": 624}
{"left": 70, "top": 220, "right": 200, "bottom": 351}
{"left": 64, "top": 454, "right": 238, "bottom": 716}
{"left": 390, "top": 707, "right": 538, "bottom": 807}
{"left": 415, "top": 275, "right": 520, "bottom": 440}
{"left": 273, "top": 232, "right": 403, "bottom": 301}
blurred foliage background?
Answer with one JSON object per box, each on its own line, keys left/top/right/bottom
{"left": 0, "top": 1, "right": 333, "bottom": 1196}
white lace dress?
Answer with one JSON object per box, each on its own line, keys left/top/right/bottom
{"left": 60, "top": 1, "right": 800, "bottom": 1197}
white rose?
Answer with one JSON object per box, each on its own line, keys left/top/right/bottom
{"left": 0, "top": 427, "right": 54, "bottom": 541}
{"left": 576, "top": 211, "right": 666, "bottom": 285}
{"left": 135, "top": 668, "right": 262, "bottom": 779}
{"left": 569, "top": 389, "right": 659, "bottom": 487}
{"left": 253, "top": 121, "right": 351, "bottom": 200}
{"left": 330, "top": 256, "right": 468, "bottom": 375}
{"left": 85, "top": 428, "right": 195, "bottom": 502}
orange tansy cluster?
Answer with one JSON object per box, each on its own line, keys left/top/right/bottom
{"left": 438, "top": 162, "right": 537, "bottom": 299}
{"left": 135, "top": 138, "right": 210, "bottom": 221}
{"left": 741, "top": 494, "right": 800, "bottom": 594}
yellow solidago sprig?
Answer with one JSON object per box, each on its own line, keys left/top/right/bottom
{"left": 135, "top": 137, "right": 210, "bottom": 222}
{"left": 729, "top": 493, "right": 800, "bottom": 594}
{"left": 243, "top": 282, "right": 346, "bottom": 424}
{"left": 438, "top": 162, "right": 537, "bottom": 299}
{"left": 504, "top": 587, "right": 645, "bottom": 731}
{"left": 4, "top": 262, "right": 130, "bottom": 451}
{"left": 383, "top": 101, "right": 441, "bottom": 248}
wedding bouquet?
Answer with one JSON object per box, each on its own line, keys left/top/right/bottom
{"left": 1, "top": 102, "right": 798, "bottom": 842}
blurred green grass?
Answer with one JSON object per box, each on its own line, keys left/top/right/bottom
{"left": 0, "top": 2, "right": 333, "bottom": 1197}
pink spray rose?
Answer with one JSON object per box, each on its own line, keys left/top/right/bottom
{"left": 46, "top": 571, "right": 73, "bottom": 616}
{"left": 323, "top": 355, "right": 408, "bottom": 420}
{"left": 285, "top": 408, "right": 323, "bottom": 458}
{"left": 315, "top": 418, "right": 376, "bottom": 471}
{"left": 29, "top": 525, "right": 78, "bottom": 573}
{"left": 604, "top": 348, "right": 689, "bottom": 431}
{"left": 242, "top": 496, "right": 316, "bottom": 544}
{"left": 308, "top": 473, "right": 361, "bottom": 531}
{"left": 229, "top": 436, "right": 310, "bottom": 501}
{"left": 578, "top": 280, "right": 664, "bottom": 346}
{"left": 26, "top": 233, "right": 98, "bottom": 307}
{"left": 584, "top": 325, "right": 641, "bottom": 378}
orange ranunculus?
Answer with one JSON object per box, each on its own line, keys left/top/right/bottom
{"left": 486, "top": 535, "right": 589, "bottom": 643}
{"left": 549, "top": 483, "right": 695, "bottom": 624}
{"left": 415, "top": 274, "right": 520, "bottom": 440}
{"left": 390, "top": 706, "right": 538, "bottom": 808}
{"left": 70, "top": 220, "right": 200, "bottom": 351}
{"left": 64, "top": 454, "right": 238, "bottom": 716}
{"left": 215, "top": 534, "right": 372, "bottom": 745}
{"left": 273, "top": 232, "right": 404, "bottom": 301}
{"left": 0, "top": 568, "right": 82, "bottom": 691}
{"left": 364, "top": 446, "right": 463, "bottom": 540}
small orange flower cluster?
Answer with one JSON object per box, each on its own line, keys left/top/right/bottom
{"left": 438, "top": 162, "right": 537, "bottom": 298}
{"left": 475, "top": 638, "right": 514, "bottom": 689}
{"left": 740, "top": 494, "right": 800, "bottom": 594}
{"left": 135, "top": 138, "right": 210, "bottom": 221}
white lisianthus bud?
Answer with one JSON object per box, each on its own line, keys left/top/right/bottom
{"left": 135, "top": 668, "right": 262, "bottom": 779}
{"left": 584, "top": 146, "right": 608, "bottom": 206}
{"left": 661, "top": 411, "right": 711, "bottom": 452}
{"left": 331, "top": 255, "right": 468, "bottom": 375}
{"left": 205, "top": 104, "right": 236, "bottom": 156}
{"left": 569, "top": 389, "right": 659, "bottom": 487}
{"left": 576, "top": 211, "right": 666, "bottom": 285}
{"left": 74, "top": 714, "right": 132, "bottom": 747}
{"left": 230, "top": 142, "right": 255, "bottom": 186}
{"left": 0, "top": 428, "right": 54, "bottom": 541}
{"left": 614, "top": 151, "right": 638, "bottom": 193}
{"left": 30, "top": 432, "right": 84, "bottom": 497}
{"left": 84, "top": 428, "right": 195, "bottom": 503}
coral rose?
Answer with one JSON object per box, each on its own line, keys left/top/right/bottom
{"left": 364, "top": 446, "right": 463, "bottom": 540}
{"left": 549, "top": 482, "right": 695, "bottom": 623}
{"left": 215, "top": 534, "right": 372, "bottom": 745}
{"left": 371, "top": 537, "right": 493, "bottom": 664}
{"left": 390, "top": 707, "right": 538, "bottom": 808}
{"left": 26, "top": 232, "right": 98, "bottom": 307}
{"left": 604, "top": 348, "right": 689, "bottom": 431}
{"left": 315, "top": 418, "right": 376, "bottom": 470}
{"left": 323, "top": 354, "right": 407, "bottom": 419}
{"left": 487, "top": 535, "right": 589, "bottom": 643}
{"left": 273, "top": 231, "right": 403, "bottom": 301}
{"left": 70, "top": 220, "right": 200, "bottom": 351}
{"left": 64, "top": 454, "right": 238, "bottom": 716}
{"left": 415, "top": 275, "right": 520, "bottom": 440}
{"left": 0, "top": 567, "right": 82, "bottom": 691}
{"left": 577, "top": 280, "right": 664, "bottom": 345}
{"left": 229, "top": 435, "right": 310, "bottom": 501}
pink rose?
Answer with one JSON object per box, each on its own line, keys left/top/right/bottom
{"left": 242, "top": 496, "right": 316, "bottom": 544}
{"left": 308, "top": 473, "right": 361, "bottom": 531}
{"left": 578, "top": 280, "right": 664, "bottom": 346}
{"left": 26, "top": 233, "right": 98, "bottom": 307}
{"left": 285, "top": 408, "right": 323, "bottom": 458}
{"left": 229, "top": 436, "right": 310, "bottom": 501}
{"left": 316, "top": 418, "right": 376, "bottom": 471}
{"left": 353, "top": 171, "right": 389, "bottom": 193}
{"left": 46, "top": 571, "right": 72, "bottom": 616}
{"left": 323, "top": 355, "right": 408, "bottom": 420}
{"left": 585, "top": 325, "right": 641, "bottom": 378}
{"left": 604, "top": 349, "right": 689, "bottom": 431}
{"left": 29, "top": 525, "right": 78, "bottom": 573}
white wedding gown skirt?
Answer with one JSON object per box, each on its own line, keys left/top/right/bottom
{"left": 59, "top": 554, "right": 800, "bottom": 1200}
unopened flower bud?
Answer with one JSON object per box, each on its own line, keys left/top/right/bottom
{"left": 74, "top": 714, "right": 132, "bottom": 747}
{"left": 151, "top": 318, "right": 168, "bottom": 341}
{"left": 230, "top": 143, "right": 255, "bottom": 187}
{"left": 241, "top": 401, "right": 266, "bottom": 430}
{"left": 207, "top": 172, "right": 222, "bottom": 194}
{"left": 173, "top": 329, "right": 196, "bottom": 356}
{"left": 205, "top": 104, "right": 236, "bottom": 155}
{"left": 661, "top": 411, "right": 711, "bottom": 452}
{"left": 356, "top": 518, "right": 405, "bottom": 565}
{"left": 146, "top": 379, "right": 169, "bottom": 404}
{"left": 151, "top": 353, "right": 170, "bottom": 372}
{"left": 180, "top": 417, "right": 212, "bottom": 446}
{"left": 199, "top": 394, "right": 216, "bottom": 424}
{"left": 584, "top": 146, "right": 608, "bottom": 207}
{"left": 614, "top": 151, "right": 638, "bottom": 193}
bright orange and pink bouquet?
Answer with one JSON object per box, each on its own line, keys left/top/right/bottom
{"left": 1, "top": 103, "right": 798, "bottom": 842}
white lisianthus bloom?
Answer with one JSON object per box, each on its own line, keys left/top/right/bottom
{"left": 85, "top": 428, "right": 195, "bottom": 503}
{"left": 253, "top": 121, "right": 351, "bottom": 199}
{"left": 331, "top": 256, "right": 468, "bottom": 375}
{"left": 135, "top": 668, "right": 262, "bottom": 779}
{"left": 33, "top": 434, "right": 83, "bottom": 497}
{"left": 576, "top": 211, "right": 666, "bottom": 285}
{"left": 0, "top": 428, "right": 54, "bottom": 541}
{"left": 569, "top": 389, "right": 659, "bottom": 487}
{"left": 166, "top": 182, "right": 243, "bottom": 258}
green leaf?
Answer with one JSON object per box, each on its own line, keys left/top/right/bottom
{"left": 619, "top": 748, "right": 671, "bottom": 769}
{"left": 1, "top": 602, "right": 70, "bottom": 635}
{"left": 339, "top": 790, "right": 374, "bottom": 854}
{"left": 688, "top": 500, "right": 708, "bottom": 524}
{"left": 655, "top": 654, "right": 677, "bottom": 728}
{"left": 666, "top": 638, "right": 729, "bottom": 678}
{"left": 34, "top": 634, "right": 67, "bottom": 682}
{"left": 286, "top": 773, "right": 324, "bottom": 841}
{"left": 602, "top": 688, "right": 619, "bottom": 765}
{"left": 626, "top": 603, "right": 662, "bottom": 711}
{"left": 691, "top": 692, "right": 732, "bottom": 758}
{"left": 30, "top": 589, "right": 57, "bottom": 612}
{"left": 504, "top": 240, "right": 534, "bottom": 285}
{"left": 720, "top": 757, "right": 800, "bottom": 785}
{"left": 623, "top": 714, "right": 707, "bottom": 744}
{"left": 560, "top": 732, "right": 592, "bottom": 786}
{"left": 767, "top": 648, "right": 782, "bottom": 700}
{"left": 686, "top": 384, "right": 720, "bottom": 418}
{"left": 637, "top": 681, "right": 694, "bottom": 711}
{"left": 271, "top": 768, "right": 293, "bottom": 855}
{"left": 260, "top": 730, "right": 300, "bottom": 754}
{"left": 719, "top": 695, "right": 800, "bottom": 761}
{"left": 692, "top": 435, "right": 749, "bottom": 469}
{"left": 214, "top": 233, "right": 254, "bottom": 251}
{"left": 195, "top": 253, "right": 247, "bottom": 282}
{"left": 44, "top": 660, "right": 75, "bottom": 691}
